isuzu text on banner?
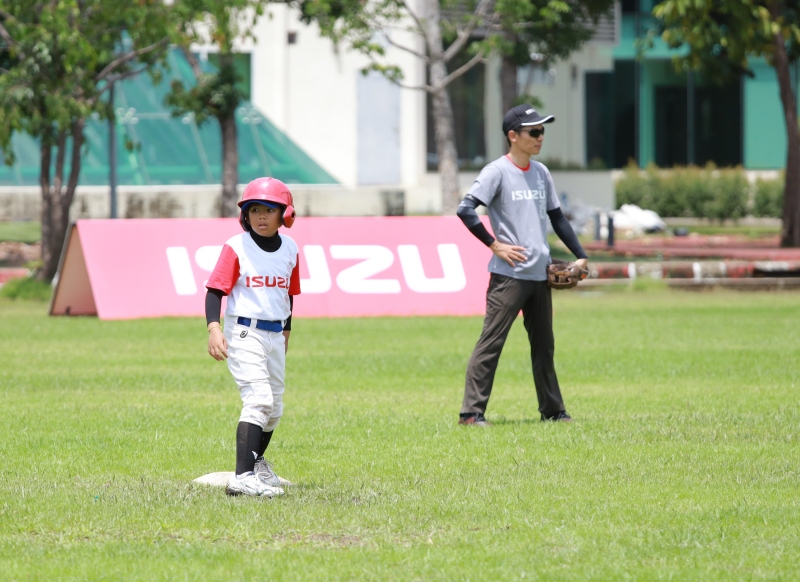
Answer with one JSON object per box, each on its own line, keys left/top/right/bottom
{"left": 51, "top": 217, "right": 497, "bottom": 320}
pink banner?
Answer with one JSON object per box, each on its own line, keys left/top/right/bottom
{"left": 52, "top": 217, "right": 495, "bottom": 319}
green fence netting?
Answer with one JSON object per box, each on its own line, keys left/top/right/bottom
{"left": 0, "top": 49, "right": 338, "bottom": 186}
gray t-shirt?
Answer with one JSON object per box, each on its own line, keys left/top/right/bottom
{"left": 467, "top": 156, "right": 560, "bottom": 281}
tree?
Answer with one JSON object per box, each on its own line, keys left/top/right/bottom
{"left": 652, "top": 0, "right": 800, "bottom": 248}
{"left": 0, "top": 1, "right": 171, "bottom": 282}
{"left": 302, "top": 0, "right": 497, "bottom": 215}
{"left": 167, "top": 1, "right": 267, "bottom": 218}
{"left": 298, "top": 0, "right": 611, "bottom": 214}
{"left": 497, "top": 0, "right": 614, "bottom": 112}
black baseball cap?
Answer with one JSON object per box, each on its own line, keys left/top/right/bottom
{"left": 502, "top": 104, "right": 555, "bottom": 135}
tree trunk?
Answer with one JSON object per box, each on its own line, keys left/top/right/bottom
{"left": 219, "top": 109, "right": 239, "bottom": 218}
{"left": 430, "top": 83, "right": 461, "bottom": 215}
{"left": 39, "top": 121, "right": 85, "bottom": 282}
{"left": 772, "top": 22, "right": 800, "bottom": 247}
{"left": 38, "top": 131, "right": 67, "bottom": 283}
{"left": 424, "top": 0, "right": 461, "bottom": 215}
{"left": 39, "top": 137, "right": 54, "bottom": 282}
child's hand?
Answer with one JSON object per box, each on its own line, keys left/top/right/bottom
{"left": 208, "top": 328, "right": 228, "bottom": 360}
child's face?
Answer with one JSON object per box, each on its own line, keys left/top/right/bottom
{"left": 248, "top": 204, "right": 281, "bottom": 237}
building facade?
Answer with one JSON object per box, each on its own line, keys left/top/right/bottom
{"left": 515, "top": 0, "right": 798, "bottom": 171}
{"left": 2, "top": 0, "right": 792, "bottom": 220}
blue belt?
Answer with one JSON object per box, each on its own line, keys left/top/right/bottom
{"left": 237, "top": 317, "right": 283, "bottom": 332}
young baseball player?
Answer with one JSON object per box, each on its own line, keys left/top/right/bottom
{"left": 205, "top": 177, "right": 301, "bottom": 497}
{"left": 456, "top": 104, "right": 588, "bottom": 426}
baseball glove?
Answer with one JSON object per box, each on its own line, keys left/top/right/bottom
{"left": 547, "top": 259, "right": 589, "bottom": 290}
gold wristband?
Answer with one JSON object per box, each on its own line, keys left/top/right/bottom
{"left": 207, "top": 323, "right": 221, "bottom": 332}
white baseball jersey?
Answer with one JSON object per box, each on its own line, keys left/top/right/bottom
{"left": 206, "top": 233, "right": 301, "bottom": 322}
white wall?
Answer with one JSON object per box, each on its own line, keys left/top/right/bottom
{"left": 0, "top": 174, "right": 612, "bottom": 221}
{"left": 230, "top": 4, "right": 427, "bottom": 191}
{"left": 185, "top": 6, "right": 616, "bottom": 214}
{"left": 519, "top": 44, "right": 615, "bottom": 167}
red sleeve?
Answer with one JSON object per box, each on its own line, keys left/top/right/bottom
{"left": 289, "top": 252, "right": 301, "bottom": 295}
{"left": 206, "top": 244, "right": 239, "bottom": 295}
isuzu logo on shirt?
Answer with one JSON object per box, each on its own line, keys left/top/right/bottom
{"left": 510, "top": 189, "right": 546, "bottom": 201}
{"left": 245, "top": 276, "right": 290, "bottom": 289}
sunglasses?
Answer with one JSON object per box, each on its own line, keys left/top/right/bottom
{"left": 518, "top": 127, "right": 545, "bottom": 138}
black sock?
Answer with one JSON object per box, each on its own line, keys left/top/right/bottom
{"left": 258, "top": 430, "right": 274, "bottom": 458}
{"left": 235, "top": 421, "right": 263, "bottom": 475}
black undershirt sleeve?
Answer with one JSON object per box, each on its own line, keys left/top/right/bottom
{"left": 284, "top": 296, "right": 293, "bottom": 331}
{"left": 547, "top": 207, "right": 588, "bottom": 259}
{"left": 205, "top": 287, "right": 225, "bottom": 325}
{"left": 457, "top": 195, "right": 495, "bottom": 247}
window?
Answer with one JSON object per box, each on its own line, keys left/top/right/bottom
{"left": 518, "top": 64, "right": 556, "bottom": 89}
{"left": 426, "top": 48, "right": 486, "bottom": 171}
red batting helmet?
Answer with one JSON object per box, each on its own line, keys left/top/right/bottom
{"left": 238, "top": 177, "right": 296, "bottom": 230}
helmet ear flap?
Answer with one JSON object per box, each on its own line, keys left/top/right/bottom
{"left": 282, "top": 204, "right": 296, "bottom": 228}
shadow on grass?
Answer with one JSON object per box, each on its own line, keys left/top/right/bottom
{"left": 485, "top": 417, "right": 554, "bottom": 426}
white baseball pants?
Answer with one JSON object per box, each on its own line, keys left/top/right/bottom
{"left": 224, "top": 321, "right": 285, "bottom": 431}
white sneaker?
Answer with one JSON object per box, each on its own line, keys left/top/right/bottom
{"left": 225, "top": 471, "right": 284, "bottom": 497}
{"left": 254, "top": 457, "right": 294, "bottom": 487}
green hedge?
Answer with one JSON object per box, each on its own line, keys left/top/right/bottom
{"left": 0, "top": 276, "right": 52, "bottom": 301}
{"left": 615, "top": 164, "right": 783, "bottom": 220}
{"left": 753, "top": 176, "right": 784, "bottom": 218}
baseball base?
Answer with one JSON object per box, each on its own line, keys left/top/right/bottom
{"left": 193, "top": 471, "right": 234, "bottom": 487}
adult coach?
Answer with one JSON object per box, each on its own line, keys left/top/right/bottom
{"left": 456, "top": 104, "right": 588, "bottom": 426}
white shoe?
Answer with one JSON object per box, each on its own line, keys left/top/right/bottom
{"left": 254, "top": 457, "right": 294, "bottom": 487}
{"left": 225, "top": 471, "right": 284, "bottom": 497}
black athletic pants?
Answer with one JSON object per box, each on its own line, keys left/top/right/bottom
{"left": 461, "top": 274, "right": 566, "bottom": 417}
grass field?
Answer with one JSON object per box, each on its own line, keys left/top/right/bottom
{"left": 1, "top": 290, "right": 799, "bottom": 580}
{"left": 0, "top": 221, "right": 41, "bottom": 244}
